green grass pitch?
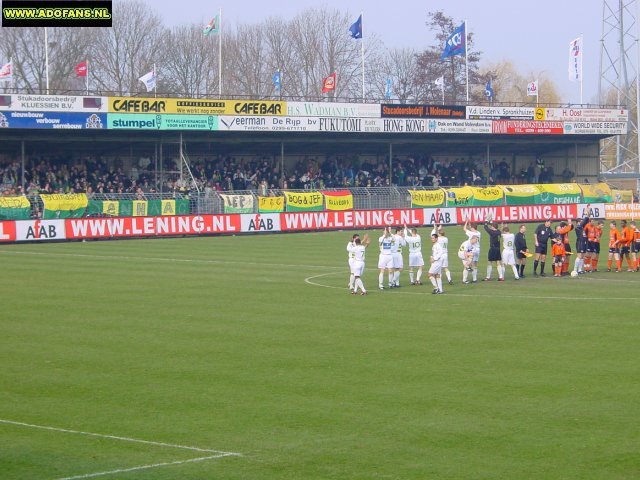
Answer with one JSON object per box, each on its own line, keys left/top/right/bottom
{"left": 1, "top": 227, "right": 639, "bottom": 479}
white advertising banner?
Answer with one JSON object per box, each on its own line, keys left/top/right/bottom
{"left": 425, "top": 119, "right": 493, "bottom": 134}
{"left": 287, "top": 101, "right": 380, "bottom": 118}
{"left": 0, "top": 94, "right": 107, "bottom": 112}
{"left": 563, "top": 122, "right": 627, "bottom": 135}
{"left": 466, "top": 105, "right": 535, "bottom": 120}
{"left": 543, "top": 107, "right": 628, "bottom": 122}
{"left": 15, "top": 219, "right": 66, "bottom": 241}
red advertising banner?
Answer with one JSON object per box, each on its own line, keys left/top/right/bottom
{"left": 0, "top": 203, "right": 606, "bottom": 243}
{"left": 280, "top": 209, "right": 424, "bottom": 231}
{"left": 0, "top": 220, "right": 16, "bottom": 242}
{"left": 455, "top": 203, "right": 603, "bottom": 223}
{"left": 66, "top": 214, "right": 240, "bottom": 239}
{"left": 492, "top": 120, "right": 564, "bottom": 134}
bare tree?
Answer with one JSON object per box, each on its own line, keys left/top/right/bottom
{"left": 89, "top": 0, "right": 167, "bottom": 95}
{"left": 164, "top": 25, "right": 218, "bottom": 97}
{"left": 369, "top": 47, "right": 419, "bottom": 103}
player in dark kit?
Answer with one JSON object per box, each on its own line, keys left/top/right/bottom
{"left": 483, "top": 220, "right": 504, "bottom": 281}
{"left": 533, "top": 219, "right": 553, "bottom": 276}
{"left": 514, "top": 224, "right": 529, "bottom": 278}
{"left": 572, "top": 215, "right": 590, "bottom": 274}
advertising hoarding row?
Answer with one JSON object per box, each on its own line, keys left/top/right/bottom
{"left": 0, "top": 203, "right": 605, "bottom": 242}
{"left": 0, "top": 111, "right": 627, "bottom": 135}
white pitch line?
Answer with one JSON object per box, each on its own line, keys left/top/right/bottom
{"left": 0, "top": 419, "right": 240, "bottom": 456}
{"left": 55, "top": 454, "right": 234, "bottom": 480}
{"left": 304, "top": 272, "right": 640, "bottom": 301}
{"left": 0, "top": 249, "right": 343, "bottom": 271}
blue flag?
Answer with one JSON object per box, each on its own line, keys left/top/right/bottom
{"left": 384, "top": 78, "right": 392, "bottom": 99}
{"left": 272, "top": 71, "right": 281, "bottom": 91}
{"left": 349, "top": 15, "right": 362, "bottom": 39}
{"left": 485, "top": 79, "right": 494, "bottom": 101}
{"left": 440, "top": 22, "right": 466, "bottom": 60}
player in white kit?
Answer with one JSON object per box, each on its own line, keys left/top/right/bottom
{"left": 391, "top": 227, "right": 406, "bottom": 287}
{"left": 463, "top": 221, "right": 481, "bottom": 283}
{"left": 428, "top": 233, "right": 445, "bottom": 294}
{"left": 501, "top": 226, "right": 520, "bottom": 279}
{"left": 346, "top": 233, "right": 360, "bottom": 293}
{"left": 432, "top": 225, "right": 453, "bottom": 285}
{"left": 378, "top": 227, "right": 394, "bottom": 290}
{"left": 458, "top": 235, "right": 479, "bottom": 284}
{"left": 350, "top": 234, "right": 370, "bottom": 295}
{"left": 403, "top": 225, "right": 424, "bottom": 285}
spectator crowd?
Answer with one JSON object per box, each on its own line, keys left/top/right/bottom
{"left": 1, "top": 153, "right": 571, "bottom": 197}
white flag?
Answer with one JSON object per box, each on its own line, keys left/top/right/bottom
{"left": 434, "top": 76, "right": 444, "bottom": 88}
{"left": 138, "top": 70, "right": 156, "bottom": 92}
{"left": 527, "top": 80, "right": 538, "bottom": 96}
{"left": 0, "top": 61, "right": 12, "bottom": 81}
{"left": 568, "top": 36, "right": 582, "bottom": 82}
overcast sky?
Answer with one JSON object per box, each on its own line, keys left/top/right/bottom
{"left": 148, "top": 0, "right": 605, "bottom": 104}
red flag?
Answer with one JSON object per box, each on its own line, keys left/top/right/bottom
{"left": 75, "top": 61, "right": 88, "bottom": 77}
{"left": 322, "top": 72, "right": 336, "bottom": 93}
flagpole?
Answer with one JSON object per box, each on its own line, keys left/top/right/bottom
{"left": 361, "top": 11, "right": 365, "bottom": 102}
{"left": 441, "top": 78, "right": 445, "bottom": 105}
{"left": 44, "top": 27, "right": 49, "bottom": 94}
{"left": 153, "top": 63, "right": 156, "bottom": 98}
{"left": 86, "top": 59, "right": 89, "bottom": 95}
{"left": 580, "top": 34, "right": 584, "bottom": 104}
{"left": 536, "top": 79, "right": 539, "bottom": 107}
{"left": 464, "top": 19, "right": 469, "bottom": 103}
{"left": 218, "top": 8, "right": 222, "bottom": 97}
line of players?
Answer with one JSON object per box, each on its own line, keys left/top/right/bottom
{"left": 346, "top": 217, "right": 640, "bottom": 295}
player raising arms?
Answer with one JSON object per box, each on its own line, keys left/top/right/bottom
{"left": 501, "top": 226, "right": 520, "bottom": 280}
{"left": 533, "top": 218, "right": 553, "bottom": 277}
{"left": 572, "top": 215, "right": 590, "bottom": 274}
{"left": 483, "top": 219, "right": 504, "bottom": 281}
{"left": 458, "top": 235, "right": 478, "bottom": 284}
{"left": 607, "top": 221, "right": 621, "bottom": 272}
{"left": 378, "top": 226, "right": 394, "bottom": 289}
{"left": 404, "top": 225, "right": 424, "bottom": 285}
{"left": 350, "top": 234, "right": 370, "bottom": 295}
{"left": 346, "top": 233, "right": 360, "bottom": 293}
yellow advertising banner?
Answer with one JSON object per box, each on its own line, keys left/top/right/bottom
{"left": 284, "top": 191, "right": 324, "bottom": 211}
{"left": 102, "top": 200, "right": 119, "bottom": 216}
{"left": 108, "top": 97, "right": 286, "bottom": 116}
{"left": 132, "top": 200, "right": 148, "bottom": 217}
{"left": 536, "top": 183, "right": 582, "bottom": 195}
{"left": 501, "top": 184, "right": 540, "bottom": 197}
{"left": 258, "top": 196, "right": 285, "bottom": 213}
{"left": 470, "top": 186, "right": 503, "bottom": 205}
{"left": 604, "top": 203, "right": 640, "bottom": 220}
{"left": 323, "top": 191, "right": 353, "bottom": 211}
{"left": 611, "top": 189, "right": 634, "bottom": 203}
{"left": 579, "top": 182, "right": 612, "bottom": 203}
{"left": 445, "top": 186, "right": 475, "bottom": 206}
{"left": 409, "top": 189, "right": 445, "bottom": 207}
{"left": 0, "top": 196, "right": 30, "bottom": 208}
{"left": 41, "top": 193, "right": 88, "bottom": 210}
{"left": 161, "top": 199, "right": 176, "bottom": 215}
